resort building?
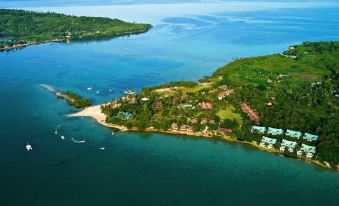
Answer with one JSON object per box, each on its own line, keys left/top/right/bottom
{"left": 217, "top": 127, "right": 232, "bottom": 134}
{"left": 180, "top": 125, "right": 193, "bottom": 132}
{"left": 181, "top": 104, "right": 193, "bottom": 109}
{"left": 267, "top": 127, "right": 284, "bottom": 136}
{"left": 260, "top": 136, "right": 277, "bottom": 149}
{"left": 280, "top": 139, "right": 297, "bottom": 152}
{"left": 297, "top": 144, "right": 316, "bottom": 159}
{"left": 285, "top": 129, "right": 302, "bottom": 139}
{"left": 303, "top": 133, "right": 319, "bottom": 142}
{"left": 116, "top": 112, "right": 132, "bottom": 120}
{"left": 251, "top": 126, "right": 266, "bottom": 134}
{"left": 198, "top": 102, "right": 214, "bottom": 110}
{"left": 171, "top": 123, "right": 178, "bottom": 130}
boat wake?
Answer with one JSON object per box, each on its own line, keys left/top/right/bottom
{"left": 71, "top": 138, "right": 86, "bottom": 144}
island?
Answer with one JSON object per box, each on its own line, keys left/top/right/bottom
{"left": 0, "top": 9, "right": 152, "bottom": 51}
{"left": 67, "top": 41, "right": 339, "bottom": 170}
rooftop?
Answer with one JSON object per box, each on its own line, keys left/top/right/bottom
{"left": 281, "top": 139, "right": 297, "bottom": 148}
{"left": 267, "top": 127, "right": 284, "bottom": 135}
{"left": 300, "top": 144, "right": 316, "bottom": 153}
{"left": 303, "top": 133, "right": 318, "bottom": 141}
{"left": 285, "top": 129, "right": 302, "bottom": 138}
{"left": 261, "top": 136, "right": 277, "bottom": 145}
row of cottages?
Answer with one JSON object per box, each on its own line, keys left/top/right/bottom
{"left": 297, "top": 144, "right": 316, "bottom": 158}
{"left": 260, "top": 136, "right": 277, "bottom": 149}
{"left": 251, "top": 126, "right": 318, "bottom": 142}
{"left": 280, "top": 139, "right": 297, "bottom": 153}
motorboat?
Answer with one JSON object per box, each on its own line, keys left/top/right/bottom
{"left": 26, "top": 143, "right": 32, "bottom": 151}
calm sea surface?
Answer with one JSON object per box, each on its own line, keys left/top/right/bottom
{"left": 0, "top": 1, "right": 339, "bottom": 205}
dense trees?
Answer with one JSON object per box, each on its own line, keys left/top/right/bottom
{"left": 0, "top": 9, "right": 151, "bottom": 49}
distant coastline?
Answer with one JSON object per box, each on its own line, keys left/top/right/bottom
{"left": 0, "top": 9, "right": 152, "bottom": 51}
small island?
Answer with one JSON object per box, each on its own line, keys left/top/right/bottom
{"left": 68, "top": 41, "right": 339, "bottom": 170}
{"left": 0, "top": 9, "right": 152, "bottom": 51}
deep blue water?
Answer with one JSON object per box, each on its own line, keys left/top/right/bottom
{"left": 0, "top": 2, "right": 339, "bottom": 206}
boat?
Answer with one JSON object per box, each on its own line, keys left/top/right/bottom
{"left": 112, "top": 131, "right": 115, "bottom": 136}
{"left": 96, "top": 90, "right": 100, "bottom": 94}
{"left": 87, "top": 87, "right": 92, "bottom": 91}
{"left": 60, "top": 136, "right": 65, "bottom": 140}
{"left": 100, "top": 147, "right": 105, "bottom": 150}
{"left": 26, "top": 143, "right": 32, "bottom": 151}
{"left": 54, "top": 130, "right": 58, "bottom": 135}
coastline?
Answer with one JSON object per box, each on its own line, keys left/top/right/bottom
{"left": 68, "top": 104, "right": 338, "bottom": 171}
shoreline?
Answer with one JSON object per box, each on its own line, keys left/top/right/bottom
{"left": 68, "top": 104, "right": 338, "bottom": 171}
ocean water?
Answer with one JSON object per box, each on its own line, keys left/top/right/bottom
{"left": 0, "top": 1, "right": 339, "bottom": 205}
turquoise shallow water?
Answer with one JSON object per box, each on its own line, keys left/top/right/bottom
{"left": 1, "top": 2, "right": 339, "bottom": 205}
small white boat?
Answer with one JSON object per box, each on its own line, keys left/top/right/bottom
{"left": 26, "top": 143, "right": 32, "bottom": 151}
{"left": 112, "top": 131, "right": 115, "bottom": 136}
{"left": 54, "top": 130, "right": 58, "bottom": 135}
{"left": 60, "top": 136, "right": 65, "bottom": 140}
{"left": 109, "top": 89, "right": 112, "bottom": 92}
{"left": 96, "top": 90, "right": 100, "bottom": 94}
{"left": 87, "top": 87, "right": 92, "bottom": 91}
{"left": 100, "top": 147, "right": 105, "bottom": 150}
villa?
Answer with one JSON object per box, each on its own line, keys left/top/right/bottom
{"left": 280, "top": 139, "right": 297, "bottom": 152}
{"left": 285, "top": 129, "right": 302, "bottom": 139}
{"left": 180, "top": 125, "right": 193, "bottom": 132}
{"left": 251, "top": 126, "right": 266, "bottom": 134}
{"left": 217, "top": 127, "right": 232, "bottom": 134}
{"left": 198, "top": 102, "right": 214, "bottom": 110}
{"left": 267, "top": 127, "right": 284, "bottom": 136}
{"left": 171, "top": 123, "right": 178, "bottom": 130}
{"left": 303, "top": 133, "right": 318, "bottom": 142}
{"left": 260, "top": 136, "right": 277, "bottom": 149}
{"left": 297, "top": 144, "right": 316, "bottom": 159}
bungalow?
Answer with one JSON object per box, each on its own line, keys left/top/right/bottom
{"left": 180, "top": 125, "right": 193, "bottom": 132}
{"left": 198, "top": 102, "right": 214, "bottom": 110}
{"left": 200, "top": 118, "right": 208, "bottom": 125}
{"left": 285, "top": 129, "right": 302, "bottom": 139}
{"left": 297, "top": 144, "right": 316, "bottom": 158}
{"left": 303, "top": 133, "right": 318, "bottom": 142}
{"left": 171, "top": 123, "right": 178, "bottom": 130}
{"left": 191, "top": 118, "right": 198, "bottom": 124}
{"left": 280, "top": 139, "right": 297, "bottom": 152}
{"left": 251, "top": 126, "right": 266, "bottom": 134}
{"left": 217, "top": 127, "right": 232, "bottom": 134}
{"left": 267, "top": 127, "right": 284, "bottom": 136}
{"left": 260, "top": 136, "right": 277, "bottom": 149}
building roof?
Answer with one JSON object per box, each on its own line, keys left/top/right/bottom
{"left": 261, "top": 136, "right": 277, "bottom": 145}
{"left": 285, "top": 129, "right": 302, "bottom": 138}
{"left": 251, "top": 126, "right": 266, "bottom": 133}
{"left": 267, "top": 127, "right": 284, "bottom": 135}
{"left": 281, "top": 139, "right": 297, "bottom": 148}
{"left": 218, "top": 127, "right": 232, "bottom": 133}
{"left": 303, "top": 133, "right": 318, "bottom": 141}
{"left": 300, "top": 144, "right": 316, "bottom": 153}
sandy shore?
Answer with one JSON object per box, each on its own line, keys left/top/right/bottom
{"left": 68, "top": 105, "right": 338, "bottom": 170}
{"left": 67, "top": 104, "right": 128, "bottom": 131}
